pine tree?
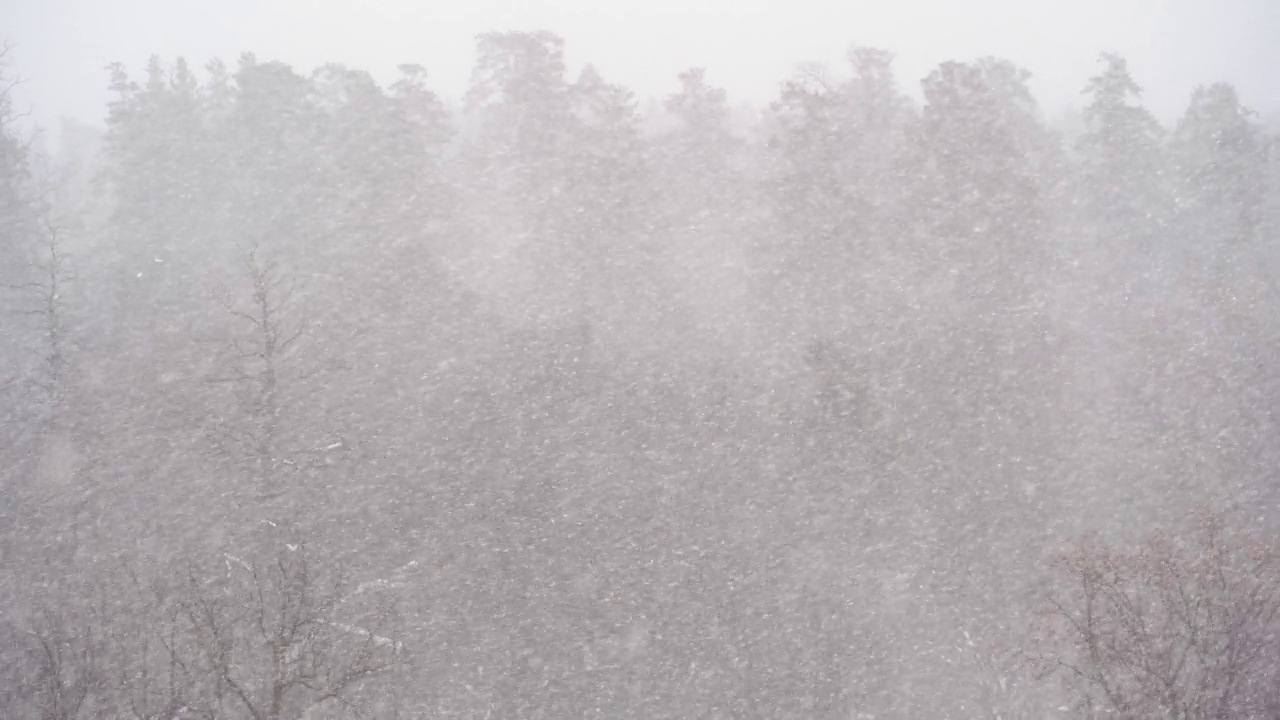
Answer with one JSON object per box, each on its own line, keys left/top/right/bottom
{"left": 1171, "top": 82, "right": 1268, "bottom": 250}
{"left": 762, "top": 47, "right": 918, "bottom": 341}
{"left": 460, "top": 31, "right": 578, "bottom": 327}
{"left": 920, "top": 58, "right": 1047, "bottom": 250}
{"left": 564, "top": 64, "right": 652, "bottom": 356}
{"left": 652, "top": 68, "right": 752, "bottom": 363}
{"left": 1076, "top": 53, "right": 1166, "bottom": 245}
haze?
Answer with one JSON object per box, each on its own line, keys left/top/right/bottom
{"left": 6, "top": 0, "right": 1280, "bottom": 132}
{"left": 3, "top": 1, "right": 1280, "bottom": 718}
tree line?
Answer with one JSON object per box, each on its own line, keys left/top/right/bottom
{"left": 1, "top": 32, "right": 1279, "bottom": 717}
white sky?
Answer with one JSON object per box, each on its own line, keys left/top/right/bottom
{"left": 4, "top": 0, "right": 1278, "bottom": 133}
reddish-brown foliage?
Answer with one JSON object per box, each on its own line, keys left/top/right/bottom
{"left": 1036, "top": 511, "right": 1280, "bottom": 719}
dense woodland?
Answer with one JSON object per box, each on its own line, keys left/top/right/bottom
{"left": 2, "top": 32, "right": 1280, "bottom": 718}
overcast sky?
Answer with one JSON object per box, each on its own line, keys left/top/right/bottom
{"left": 4, "top": 0, "right": 1278, "bottom": 135}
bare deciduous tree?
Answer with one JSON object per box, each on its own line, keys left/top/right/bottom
{"left": 2, "top": 611, "right": 103, "bottom": 720}
{"left": 1034, "top": 511, "right": 1280, "bottom": 719}
{"left": 9, "top": 547, "right": 403, "bottom": 720}
{"left": 208, "top": 245, "right": 308, "bottom": 495}
{"left": 3, "top": 198, "right": 85, "bottom": 568}
{"left": 206, "top": 244, "right": 349, "bottom": 513}
{"left": 5, "top": 210, "right": 71, "bottom": 415}
{"left": 170, "top": 547, "right": 400, "bottom": 720}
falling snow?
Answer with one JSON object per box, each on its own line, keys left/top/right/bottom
{"left": 2, "top": 11, "right": 1280, "bottom": 720}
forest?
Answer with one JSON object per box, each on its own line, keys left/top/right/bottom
{"left": 2, "top": 30, "right": 1280, "bottom": 718}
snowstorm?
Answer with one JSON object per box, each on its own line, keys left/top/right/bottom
{"left": 2, "top": 1, "right": 1280, "bottom": 717}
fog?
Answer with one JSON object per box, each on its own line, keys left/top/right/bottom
{"left": 2, "top": 2, "right": 1280, "bottom": 718}
{"left": 7, "top": 0, "right": 1280, "bottom": 133}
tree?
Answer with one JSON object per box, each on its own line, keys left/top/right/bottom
{"left": 7, "top": 547, "right": 402, "bottom": 720}
{"left": 101, "top": 55, "right": 208, "bottom": 288}
{"left": 1152, "top": 84, "right": 1275, "bottom": 504}
{"left": 916, "top": 57, "right": 1060, "bottom": 418}
{"left": 0, "top": 41, "right": 34, "bottom": 391}
{"left": 916, "top": 55, "right": 1060, "bottom": 458}
{"left": 658, "top": 67, "right": 743, "bottom": 237}
{"left": 1171, "top": 82, "right": 1269, "bottom": 250}
{"left": 0, "top": 42, "right": 31, "bottom": 269}
{"left": 170, "top": 547, "right": 400, "bottom": 720}
{"left": 307, "top": 62, "right": 449, "bottom": 256}
{"left": 382, "top": 63, "right": 452, "bottom": 246}
{"left": 3, "top": 202, "right": 92, "bottom": 575}
{"left": 460, "top": 32, "right": 581, "bottom": 327}
{"left": 0, "top": 79, "right": 70, "bottom": 428}
{"left": 0, "top": 49, "right": 93, "bottom": 580}
{"left": 560, "top": 64, "right": 652, "bottom": 357}
{"left": 464, "top": 30, "right": 574, "bottom": 208}
{"left": 3, "top": 612, "right": 103, "bottom": 720}
{"left": 218, "top": 55, "right": 324, "bottom": 259}
{"left": 207, "top": 245, "right": 340, "bottom": 514}
{"left": 1036, "top": 511, "right": 1280, "bottom": 718}
{"left": 661, "top": 68, "right": 736, "bottom": 182}
{"left": 761, "top": 46, "right": 918, "bottom": 342}
{"left": 907, "top": 59, "right": 1070, "bottom": 709}
{"left": 94, "top": 56, "right": 230, "bottom": 468}
{"left": 1063, "top": 54, "right": 1176, "bottom": 523}
{"left": 1076, "top": 53, "right": 1166, "bottom": 246}
{"left": 6, "top": 209, "right": 71, "bottom": 419}
{"left": 466, "top": 31, "right": 573, "bottom": 165}
{"left": 651, "top": 67, "right": 754, "bottom": 363}
{"left": 920, "top": 57, "right": 1049, "bottom": 249}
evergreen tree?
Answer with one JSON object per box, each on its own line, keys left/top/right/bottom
{"left": 1065, "top": 53, "right": 1168, "bottom": 480}
{"left": 920, "top": 58, "right": 1047, "bottom": 249}
{"left": 460, "top": 31, "right": 579, "bottom": 327}
{"left": 653, "top": 68, "right": 753, "bottom": 363}
{"left": 910, "top": 61, "right": 1065, "bottom": 714}
{"left": 1157, "top": 83, "right": 1278, "bottom": 506}
{"left": 0, "top": 45, "right": 30, "bottom": 277}
{"left": 762, "top": 47, "right": 918, "bottom": 342}
{"left": 564, "top": 64, "right": 654, "bottom": 356}
{"left": 1171, "top": 82, "right": 1268, "bottom": 250}
{"left": 1076, "top": 53, "right": 1166, "bottom": 245}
